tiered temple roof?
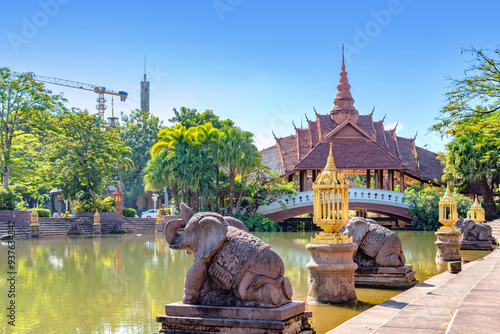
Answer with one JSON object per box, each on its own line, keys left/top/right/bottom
{"left": 261, "top": 48, "right": 443, "bottom": 185}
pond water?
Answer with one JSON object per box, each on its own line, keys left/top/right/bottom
{"left": 0, "top": 231, "right": 490, "bottom": 334}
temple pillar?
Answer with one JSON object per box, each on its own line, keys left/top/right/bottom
{"left": 312, "top": 170, "right": 318, "bottom": 184}
{"left": 299, "top": 170, "right": 307, "bottom": 192}
{"left": 379, "top": 170, "right": 384, "bottom": 190}
{"left": 374, "top": 170, "right": 379, "bottom": 189}
{"left": 388, "top": 170, "right": 394, "bottom": 191}
{"left": 400, "top": 172, "right": 405, "bottom": 193}
{"left": 366, "top": 169, "right": 371, "bottom": 188}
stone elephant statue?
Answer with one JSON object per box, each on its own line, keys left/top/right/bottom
{"left": 454, "top": 217, "right": 493, "bottom": 241}
{"left": 343, "top": 217, "right": 406, "bottom": 267}
{"left": 164, "top": 203, "right": 293, "bottom": 308}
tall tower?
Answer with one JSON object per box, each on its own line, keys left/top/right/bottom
{"left": 141, "top": 56, "right": 150, "bottom": 112}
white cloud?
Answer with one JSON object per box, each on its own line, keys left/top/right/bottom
{"left": 384, "top": 121, "right": 404, "bottom": 131}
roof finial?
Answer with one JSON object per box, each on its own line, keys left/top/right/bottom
{"left": 324, "top": 143, "right": 337, "bottom": 171}
{"left": 342, "top": 43, "right": 345, "bottom": 72}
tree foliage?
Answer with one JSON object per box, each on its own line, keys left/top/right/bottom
{"left": 432, "top": 48, "right": 500, "bottom": 214}
{"left": 118, "top": 108, "right": 163, "bottom": 208}
{"left": 168, "top": 106, "right": 234, "bottom": 129}
{"left": 0, "top": 68, "right": 64, "bottom": 188}
{"left": 43, "top": 109, "right": 121, "bottom": 201}
{"left": 145, "top": 108, "right": 294, "bottom": 216}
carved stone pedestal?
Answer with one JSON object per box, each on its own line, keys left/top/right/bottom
{"left": 155, "top": 301, "right": 313, "bottom": 334}
{"left": 93, "top": 224, "right": 101, "bottom": 234}
{"left": 435, "top": 231, "right": 461, "bottom": 262}
{"left": 306, "top": 243, "right": 358, "bottom": 304}
{"left": 460, "top": 240, "right": 495, "bottom": 251}
{"left": 155, "top": 223, "right": 164, "bottom": 233}
{"left": 29, "top": 225, "right": 40, "bottom": 238}
{"left": 354, "top": 264, "right": 419, "bottom": 289}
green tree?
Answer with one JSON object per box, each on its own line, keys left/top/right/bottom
{"left": 433, "top": 47, "right": 500, "bottom": 131}
{"left": 113, "top": 143, "right": 134, "bottom": 192}
{"left": 9, "top": 131, "right": 50, "bottom": 207}
{"left": 432, "top": 48, "right": 500, "bottom": 214}
{"left": 245, "top": 166, "right": 297, "bottom": 215}
{"left": 43, "top": 109, "right": 121, "bottom": 200}
{"left": 0, "top": 68, "right": 64, "bottom": 188}
{"left": 439, "top": 114, "right": 499, "bottom": 214}
{"left": 219, "top": 127, "right": 260, "bottom": 216}
{"left": 119, "top": 108, "right": 163, "bottom": 208}
{"left": 169, "top": 107, "right": 234, "bottom": 129}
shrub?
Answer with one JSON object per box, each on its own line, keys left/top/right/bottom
{"left": 73, "top": 191, "right": 117, "bottom": 212}
{"left": 236, "top": 213, "right": 281, "bottom": 232}
{"left": 122, "top": 207, "right": 137, "bottom": 217}
{"left": 404, "top": 183, "right": 473, "bottom": 231}
{"left": 0, "top": 187, "right": 16, "bottom": 210}
{"left": 33, "top": 208, "right": 51, "bottom": 217}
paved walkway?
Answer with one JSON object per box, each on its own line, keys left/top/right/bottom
{"left": 327, "top": 219, "right": 500, "bottom": 334}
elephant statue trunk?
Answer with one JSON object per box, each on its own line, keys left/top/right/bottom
{"left": 165, "top": 218, "right": 186, "bottom": 247}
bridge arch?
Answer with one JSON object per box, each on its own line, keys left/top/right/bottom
{"left": 256, "top": 188, "right": 411, "bottom": 223}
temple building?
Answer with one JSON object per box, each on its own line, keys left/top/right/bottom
{"left": 261, "top": 49, "right": 443, "bottom": 192}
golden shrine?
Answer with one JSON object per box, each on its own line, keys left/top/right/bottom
{"left": 438, "top": 186, "right": 459, "bottom": 232}
{"left": 467, "top": 196, "right": 485, "bottom": 223}
{"left": 311, "top": 143, "right": 351, "bottom": 244}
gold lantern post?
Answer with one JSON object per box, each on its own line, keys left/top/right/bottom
{"left": 30, "top": 209, "right": 39, "bottom": 227}
{"left": 311, "top": 143, "right": 351, "bottom": 244}
{"left": 467, "top": 196, "right": 485, "bottom": 223}
{"left": 93, "top": 210, "right": 101, "bottom": 226}
{"left": 438, "top": 186, "right": 458, "bottom": 232}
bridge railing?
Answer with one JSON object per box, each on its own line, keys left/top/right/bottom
{"left": 257, "top": 188, "right": 408, "bottom": 215}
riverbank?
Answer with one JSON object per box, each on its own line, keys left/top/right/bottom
{"left": 327, "top": 219, "right": 500, "bottom": 333}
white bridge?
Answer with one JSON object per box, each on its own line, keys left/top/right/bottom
{"left": 257, "top": 188, "right": 411, "bottom": 222}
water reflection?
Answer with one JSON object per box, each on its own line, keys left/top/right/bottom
{"left": 0, "top": 231, "right": 490, "bottom": 334}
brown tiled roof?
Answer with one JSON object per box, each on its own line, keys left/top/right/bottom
{"left": 275, "top": 135, "right": 298, "bottom": 172}
{"left": 414, "top": 146, "right": 444, "bottom": 182}
{"left": 260, "top": 145, "right": 284, "bottom": 175}
{"left": 296, "top": 128, "right": 311, "bottom": 161}
{"left": 260, "top": 57, "right": 443, "bottom": 184}
{"left": 295, "top": 139, "right": 404, "bottom": 170}
{"left": 261, "top": 111, "right": 443, "bottom": 184}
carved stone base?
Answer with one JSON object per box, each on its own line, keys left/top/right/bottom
{"left": 435, "top": 231, "right": 461, "bottom": 262}
{"left": 155, "top": 301, "right": 313, "bottom": 334}
{"left": 354, "top": 265, "right": 419, "bottom": 289}
{"left": 29, "top": 225, "right": 40, "bottom": 238}
{"left": 93, "top": 224, "right": 101, "bottom": 234}
{"left": 306, "top": 243, "right": 358, "bottom": 304}
{"left": 155, "top": 223, "right": 164, "bottom": 233}
{"left": 460, "top": 240, "right": 495, "bottom": 251}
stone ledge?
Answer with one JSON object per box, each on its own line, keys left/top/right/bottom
{"left": 157, "top": 301, "right": 312, "bottom": 334}
{"left": 164, "top": 301, "right": 305, "bottom": 321}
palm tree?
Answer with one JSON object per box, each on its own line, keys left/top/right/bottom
{"left": 113, "top": 144, "right": 134, "bottom": 192}
{"left": 219, "top": 127, "right": 260, "bottom": 216}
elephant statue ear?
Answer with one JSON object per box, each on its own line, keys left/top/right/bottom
{"left": 198, "top": 217, "right": 227, "bottom": 260}
{"left": 352, "top": 220, "right": 370, "bottom": 243}
{"left": 179, "top": 202, "right": 194, "bottom": 222}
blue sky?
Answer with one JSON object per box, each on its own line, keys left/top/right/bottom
{"left": 1, "top": 0, "right": 499, "bottom": 153}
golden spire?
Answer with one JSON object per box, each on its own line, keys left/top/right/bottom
{"left": 324, "top": 143, "right": 337, "bottom": 171}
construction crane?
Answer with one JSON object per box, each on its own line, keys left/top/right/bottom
{"left": 16, "top": 72, "right": 128, "bottom": 118}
